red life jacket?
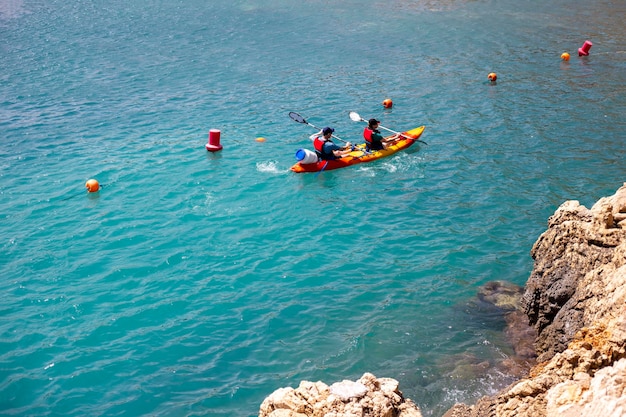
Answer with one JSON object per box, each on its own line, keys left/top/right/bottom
{"left": 313, "top": 137, "right": 326, "bottom": 153}
{"left": 363, "top": 127, "right": 374, "bottom": 144}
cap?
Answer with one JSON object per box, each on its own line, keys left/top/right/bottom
{"left": 322, "top": 127, "right": 335, "bottom": 136}
{"left": 368, "top": 118, "right": 380, "bottom": 126}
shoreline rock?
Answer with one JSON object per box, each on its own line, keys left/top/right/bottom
{"left": 445, "top": 183, "right": 626, "bottom": 417}
{"left": 258, "top": 372, "right": 423, "bottom": 417}
{"left": 524, "top": 184, "right": 626, "bottom": 362}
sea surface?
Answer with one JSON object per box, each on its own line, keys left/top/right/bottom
{"left": 1, "top": 0, "right": 625, "bottom": 416}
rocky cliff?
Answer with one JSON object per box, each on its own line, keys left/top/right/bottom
{"left": 445, "top": 183, "right": 626, "bottom": 417}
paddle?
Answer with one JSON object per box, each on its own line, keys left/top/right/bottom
{"left": 289, "top": 112, "right": 350, "bottom": 145}
{"left": 315, "top": 161, "right": 329, "bottom": 177}
{"left": 349, "top": 111, "right": 428, "bottom": 145}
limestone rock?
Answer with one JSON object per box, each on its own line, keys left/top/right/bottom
{"left": 329, "top": 380, "right": 368, "bottom": 401}
{"left": 258, "top": 373, "right": 422, "bottom": 417}
{"left": 545, "top": 358, "right": 626, "bottom": 417}
{"left": 523, "top": 183, "right": 626, "bottom": 362}
{"left": 442, "top": 184, "right": 626, "bottom": 417}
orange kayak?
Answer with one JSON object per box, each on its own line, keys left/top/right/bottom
{"left": 290, "top": 126, "right": 425, "bottom": 173}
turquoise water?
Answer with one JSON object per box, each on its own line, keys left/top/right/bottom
{"left": 1, "top": 0, "right": 624, "bottom": 416}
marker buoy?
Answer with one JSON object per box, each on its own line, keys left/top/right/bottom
{"left": 578, "top": 40, "right": 592, "bottom": 56}
{"left": 85, "top": 179, "right": 100, "bottom": 193}
{"left": 205, "top": 129, "right": 223, "bottom": 152}
{"left": 382, "top": 98, "right": 393, "bottom": 108}
{"left": 561, "top": 52, "right": 570, "bottom": 61}
{"left": 488, "top": 72, "right": 497, "bottom": 82}
{"left": 255, "top": 137, "right": 266, "bottom": 143}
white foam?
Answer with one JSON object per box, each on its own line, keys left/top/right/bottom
{"left": 256, "top": 161, "right": 288, "bottom": 174}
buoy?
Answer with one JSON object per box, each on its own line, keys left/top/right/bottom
{"left": 205, "top": 129, "right": 223, "bottom": 152}
{"left": 255, "top": 137, "right": 266, "bottom": 143}
{"left": 561, "top": 52, "right": 570, "bottom": 61}
{"left": 488, "top": 72, "right": 497, "bottom": 82}
{"left": 382, "top": 98, "right": 393, "bottom": 108}
{"left": 578, "top": 40, "right": 592, "bottom": 56}
{"left": 85, "top": 179, "right": 99, "bottom": 193}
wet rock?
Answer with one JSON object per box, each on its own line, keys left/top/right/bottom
{"left": 477, "top": 280, "right": 524, "bottom": 312}
{"left": 504, "top": 310, "right": 536, "bottom": 360}
{"left": 474, "top": 280, "right": 538, "bottom": 372}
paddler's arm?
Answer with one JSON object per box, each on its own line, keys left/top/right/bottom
{"left": 334, "top": 142, "right": 353, "bottom": 157}
{"left": 383, "top": 133, "right": 400, "bottom": 143}
{"left": 309, "top": 130, "right": 323, "bottom": 141}
{"left": 382, "top": 134, "right": 401, "bottom": 148}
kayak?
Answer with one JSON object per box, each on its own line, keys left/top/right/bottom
{"left": 290, "top": 126, "right": 426, "bottom": 173}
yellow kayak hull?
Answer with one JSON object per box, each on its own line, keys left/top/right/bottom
{"left": 291, "top": 126, "right": 425, "bottom": 173}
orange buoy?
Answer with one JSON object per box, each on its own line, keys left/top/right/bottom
{"left": 255, "top": 137, "right": 266, "bottom": 143}
{"left": 488, "top": 72, "right": 497, "bottom": 82}
{"left": 85, "top": 179, "right": 100, "bottom": 193}
{"left": 382, "top": 98, "right": 393, "bottom": 108}
{"left": 561, "top": 52, "right": 570, "bottom": 61}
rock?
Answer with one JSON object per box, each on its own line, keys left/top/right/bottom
{"left": 523, "top": 183, "right": 626, "bottom": 362}
{"left": 504, "top": 310, "right": 536, "bottom": 359}
{"left": 477, "top": 280, "right": 525, "bottom": 311}
{"left": 441, "top": 183, "right": 626, "bottom": 417}
{"left": 259, "top": 373, "right": 422, "bottom": 417}
{"left": 443, "top": 403, "right": 473, "bottom": 417}
{"left": 471, "top": 281, "right": 538, "bottom": 377}
{"left": 259, "top": 387, "right": 314, "bottom": 416}
{"left": 329, "top": 380, "right": 368, "bottom": 401}
{"left": 545, "top": 358, "right": 626, "bottom": 417}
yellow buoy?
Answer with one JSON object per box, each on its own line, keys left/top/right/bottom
{"left": 255, "top": 137, "right": 266, "bottom": 143}
{"left": 561, "top": 52, "right": 570, "bottom": 61}
{"left": 85, "top": 179, "right": 100, "bottom": 193}
{"left": 488, "top": 72, "right": 497, "bottom": 82}
{"left": 382, "top": 98, "right": 393, "bottom": 108}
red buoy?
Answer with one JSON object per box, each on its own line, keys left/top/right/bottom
{"left": 578, "top": 40, "right": 592, "bottom": 56}
{"left": 206, "top": 129, "right": 223, "bottom": 152}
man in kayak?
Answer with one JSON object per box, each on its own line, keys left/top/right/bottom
{"left": 363, "top": 118, "right": 399, "bottom": 151}
{"left": 310, "top": 127, "right": 353, "bottom": 160}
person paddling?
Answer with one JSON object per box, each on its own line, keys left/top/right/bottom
{"left": 310, "top": 127, "right": 352, "bottom": 160}
{"left": 363, "top": 118, "right": 399, "bottom": 151}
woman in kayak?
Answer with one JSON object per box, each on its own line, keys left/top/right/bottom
{"left": 363, "top": 118, "right": 398, "bottom": 151}
{"left": 310, "top": 127, "right": 353, "bottom": 160}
